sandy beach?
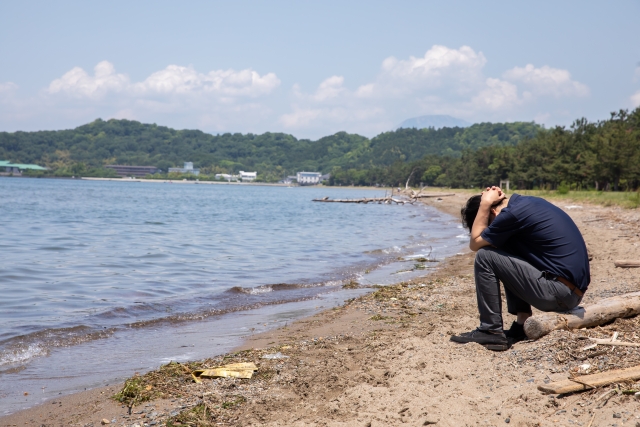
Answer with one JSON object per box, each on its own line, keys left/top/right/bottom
{"left": 2, "top": 191, "right": 640, "bottom": 427}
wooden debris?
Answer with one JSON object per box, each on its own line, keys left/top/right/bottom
{"left": 312, "top": 197, "right": 413, "bottom": 204}
{"left": 614, "top": 260, "right": 640, "bottom": 268}
{"left": 579, "top": 332, "right": 640, "bottom": 349}
{"left": 410, "top": 193, "right": 455, "bottom": 199}
{"left": 524, "top": 291, "right": 640, "bottom": 339}
{"left": 587, "top": 339, "right": 640, "bottom": 347}
{"left": 312, "top": 193, "right": 454, "bottom": 204}
{"left": 538, "top": 364, "right": 640, "bottom": 394}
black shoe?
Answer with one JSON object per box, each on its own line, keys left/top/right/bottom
{"left": 450, "top": 328, "right": 510, "bottom": 351}
{"left": 504, "top": 321, "right": 527, "bottom": 342}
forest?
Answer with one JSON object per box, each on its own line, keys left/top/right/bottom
{"left": 329, "top": 109, "right": 640, "bottom": 192}
{"left": 0, "top": 119, "right": 538, "bottom": 181}
{"left": 1, "top": 107, "right": 639, "bottom": 191}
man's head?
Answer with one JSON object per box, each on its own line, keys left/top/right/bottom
{"left": 461, "top": 194, "right": 507, "bottom": 230}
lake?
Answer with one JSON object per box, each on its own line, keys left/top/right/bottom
{"left": 0, "top": 178, "right": 466, "bottom": 414}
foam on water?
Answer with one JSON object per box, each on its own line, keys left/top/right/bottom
{"left": 0, "top": 344, "right": 48, "bottom": 367}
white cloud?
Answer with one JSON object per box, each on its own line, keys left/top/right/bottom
{"left": 134, "top": 65, "right": 280, "bottom": 97}
{"left": 310, "top": 76, "right": 346, "bottom": 102}
{"left": 48, "top": 61, "right": 280, "bottom": 100}
{"left": 503, "top": 64, "right": 589, "bottom": 98}
{"left": 279, "top": 47, "right": 593, "bottom": 136}
{"left": 48, "top": 61, "right": 129, "bottom": 99}
{"left": 0, "top": 50, "right": 594, "bottom": 137}
{"left": 471, "top": 78, "right": 520, "bottom": 110}
{"left": 38, "top": 61, "right": 281, "bottom": 131}
{"left": 279, "top": 106, "right": 385, "bottom": 133}
{"left": 0, "top": 82, "right": 18, "bottom": 93}
{"left": 360, "top": 45, "right": 487, "bottom": 98}
{"left": 631, "top": 90, "right": 640, "bottom": 108}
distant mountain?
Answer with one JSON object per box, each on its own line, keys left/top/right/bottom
{"left": 397, "top": 115, "right": 472, "bottom": 130}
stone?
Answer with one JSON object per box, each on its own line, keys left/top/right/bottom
{"left": 101, "top": 419, "right": 110, "bottom": 425}
{"left": 505, "top": 418, "right": 510, "bottom": 423}
{"left": 423, "top": 418, "right": 438, "bottom": 425}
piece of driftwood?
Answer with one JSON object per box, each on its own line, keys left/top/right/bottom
{"left": 411, "top": 193, "right": 456, "bottom": 198}
{"left": 312, "top": 197, "right": 414, "bottom": 204}
{"left": 614, "top": 260, "right": 640, "bottom": 268}
{"left": 313, "top": 192, "right": 454, "bottom": 204}
{"left": 523, "top": 291, "right": 640, "bottom": 340}
{"left": 537, "top": 364, "right": 640, "bottom": 394}
{"left": 585, "top": 338, "right": 640, "bottom": 347}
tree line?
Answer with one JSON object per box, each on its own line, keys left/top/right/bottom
{"left": 329, "top": 108, "right": 640, "bottom": 192}
{"left": 0, "top": 119, "right": 538, "bottom": 181}
{"left": 2, "top": 108, "right": 638, "bottom": 190}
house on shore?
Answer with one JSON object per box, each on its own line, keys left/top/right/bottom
{"left": 105, "top": 165, "right": 160, "bottom": 178}
{"left": 168, "top": 162, "right": 200, "bottom": 176}
{"left": 214, "top": 171, "right": 257, "bottom": 182}
{"left": 239, "top": 171, "right": 257, "bottom": 182}
{"left": 296, "top": 171, "right": 322, "bottom": 185}
{"left": 0, "top": 160, "right": 48, "bottom": 176}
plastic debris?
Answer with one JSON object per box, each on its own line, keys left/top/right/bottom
{"left": 192, "top": 362, "right": 258, "bottom": 382}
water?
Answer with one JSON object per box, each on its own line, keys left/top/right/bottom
{"left": 0, "top": 178, "right": 466, "bottom": 414}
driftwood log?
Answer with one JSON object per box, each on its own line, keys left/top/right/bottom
{"left": 312, "top": 197, "right": 413, "bottom": 204}
{"left": 411, "top": 193, "right": 455, "bottom": 198}
{"left": 523, "top": 291, "right": 640, "bottom": 340}
{"left": 312, "top": 193, "right": 455, "bottom": 204}
{"left": 538, "top": 364, "right": 640, "bottom": 394}
{"left": 614, "top": 260, "right": 640, "bottom": 268}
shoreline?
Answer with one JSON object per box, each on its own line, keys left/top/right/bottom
{"left": 2, "top": 175, "right": 382, "bottom": 190}
{"left": 2, "top": 191, "right": 639, "bottom": 426}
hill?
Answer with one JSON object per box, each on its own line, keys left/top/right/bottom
{"left": 0, "top": 119, "right": 540, "bottom": 180}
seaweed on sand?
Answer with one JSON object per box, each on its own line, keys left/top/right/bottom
{"left": 113, "top": 360, "right": 206, "bottom": 410}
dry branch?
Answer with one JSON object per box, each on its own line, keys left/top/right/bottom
{"left": 586, "top": 338, "right": 640, "bottom": 347}
{"left": 614, "top": 260, "right": 640, "bottom": 268}
{"left": 523, "top": 291, "right": 640, "bottom": 340}
{"left": 538, "top": 364, "right": 640, "bottom": 394}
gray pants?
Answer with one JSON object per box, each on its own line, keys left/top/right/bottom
{"left": 475, "top": 247, "right": 582, "bottom": 332}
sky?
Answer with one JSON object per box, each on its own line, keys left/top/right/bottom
{"left": 1, "top": 1, "right": 639, "bottom": 139}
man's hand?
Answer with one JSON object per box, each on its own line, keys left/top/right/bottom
{"left": 481, "top": 186, "right": 505, "bottom": 206}
{"left": 469, "top": 186, "right": 505, "bottom": 251}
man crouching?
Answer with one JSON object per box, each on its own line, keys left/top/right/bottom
{"left": 450, "top": 186, "right": 590, "bottom": 351}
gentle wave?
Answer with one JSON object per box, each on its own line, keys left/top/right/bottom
{"left": 0, "top": 344, "right": 48, "bottom": 367}
{"left": 0, "top": 179, "right": 465, "bottom": 372}
{"left": 0, "top": 326, "right": 114, "bottom": 367}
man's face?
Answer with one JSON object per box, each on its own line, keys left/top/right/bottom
{"left": 488, "top": 200, "right": 505, "bottom": 224}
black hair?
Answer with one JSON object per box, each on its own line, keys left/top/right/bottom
{"left": 461, "top": 195, "right": 482, "bottom": 230}
{"left": 461, "top": 194, "right": 506, "bottom": 230}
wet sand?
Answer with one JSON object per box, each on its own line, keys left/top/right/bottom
{"left": 2, "top": 190, "right": 640, "bottom": 427}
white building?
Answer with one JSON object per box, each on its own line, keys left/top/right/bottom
{"left": 215, "top": 173, "right": 236, "bottom": 181}
{"left": 168, "top": 162, "right": 200, "bottom": 176}
{"left": 296, "top": 171, "right": 322, "bottom": 185}
{"left": 239, "top": 171, "right": 257, "bottom": 182}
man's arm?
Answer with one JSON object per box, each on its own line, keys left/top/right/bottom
{"left": 469, "top": 187, "right": 505, "bottom": 252}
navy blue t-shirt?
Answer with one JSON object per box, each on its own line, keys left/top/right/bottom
{"left": 480, "top": 194, "right": 590, "bottom": 291}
